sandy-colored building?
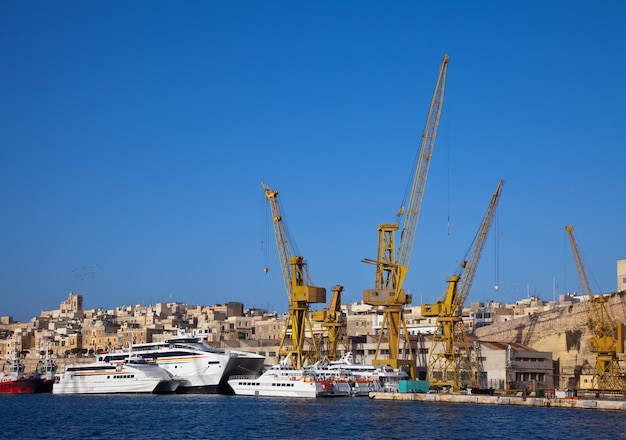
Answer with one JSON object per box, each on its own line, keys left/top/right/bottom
{"left": 476, "top": 341, "right": 554, "bottom": 390}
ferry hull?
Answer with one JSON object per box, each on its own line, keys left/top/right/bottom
{"left": 175, "top": 384, "right": 219, "bottom": 394}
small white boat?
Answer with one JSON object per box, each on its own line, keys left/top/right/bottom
{"left": 228, "top": 362, "right": 323, "bottom": 398}
{"left": 53, "top": 356, "right": 179, "bottom": 394}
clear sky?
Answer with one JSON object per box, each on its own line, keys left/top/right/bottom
{"left": 1, "top": 1, "right": 625, "bottom": 321}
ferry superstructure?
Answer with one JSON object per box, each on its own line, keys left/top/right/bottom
{"left": 53, "top": 357, "right": 179, "bottom": 394}
{"left": 100, "top": 336, "right": 264, "bottom": 393}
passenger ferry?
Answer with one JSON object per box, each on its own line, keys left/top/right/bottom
{"left": 53, "top": 356, "right": 179, "bottom": 394}
{"left": 228, "top": 362, "right": 323, "bottom": 398}
{"left": 100, "top": 334, "right": 264, "bottom": 393}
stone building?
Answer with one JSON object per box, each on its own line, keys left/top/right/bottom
{"left": 476, "top": 341, "right": 554, "bottom": 391}
{"left": 84, "top": 321, "right": 121, "bottom": 353}
{"left": 60, "top": 292, "right": 83, "bottom": 316}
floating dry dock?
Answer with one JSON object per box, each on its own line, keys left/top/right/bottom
{"left": 369, "top": 392, "right": 626, "bottom": 411}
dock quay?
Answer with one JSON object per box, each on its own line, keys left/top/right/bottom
{"left": 368, "top": 392, "right": 626, "bottom": 411}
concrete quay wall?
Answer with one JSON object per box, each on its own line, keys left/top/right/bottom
{"left": 368, "top": 392, "right": 626, "bottom": 411}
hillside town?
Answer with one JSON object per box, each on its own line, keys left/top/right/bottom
{"left": 3, "top": 280, "right": 625, "bottom": 393}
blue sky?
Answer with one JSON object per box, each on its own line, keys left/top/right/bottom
{"left": 1, "top": 1, "right": 625, "bottom": 321}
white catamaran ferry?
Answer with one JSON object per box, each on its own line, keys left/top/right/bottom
{"left": 99, "top": 335, "right": 264, "bottom": 393}
{"left": 53, "top": 356, "right": 179, "bottom": 394}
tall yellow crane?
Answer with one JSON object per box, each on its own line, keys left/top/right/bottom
{"left": 262, "top": 182, "right": 327, "bottom": 369}
{"left": 311, "top": 285, "right": 348, "bottom": 361}
{"left": 422, "top": 180, "right": 503, "bottom": 391}
{"left": 565, "top": 225, "right": 625, "bottom": 392}
{"left": 363, "top": 54, "right": 449, "bottom": 379}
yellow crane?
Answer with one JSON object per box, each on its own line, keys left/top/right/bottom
{"left": 363, "top": 54, "right": 449, "bottom": 379}
{"left": 311, "top": 285, "right": 348, "bottom": 361}
{"left": 422, "top": 180, "right": 503, "bottom": 391}
{"left": 262, "top": 182, "right": 327, "bottom": 369}
{"left": 565, "top": 225, "right": 625, "bottom": 392}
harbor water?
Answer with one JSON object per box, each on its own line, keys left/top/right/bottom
{"left": 1, "top": 394, "right": 626, "bottom": 439}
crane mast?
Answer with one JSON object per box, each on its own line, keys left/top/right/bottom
{"left": 363, "top": 54, "right": 449, "bottom": 379}
{"left": 396, "top": 55, "right": 447, "bottom": 269}
{"left": 262, "top": 182, "right": 326, "bottom": 369}
{"left": 565, "top": 225, "right": 624, "bottom": 392}
{"left": 422, "top": 180, "right": 503, "bottom": 390}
